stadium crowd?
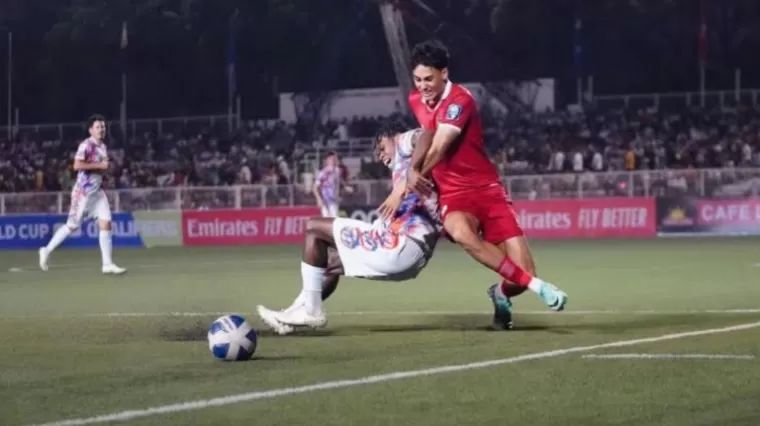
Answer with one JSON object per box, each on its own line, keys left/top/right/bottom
{"left": 2, "top": 103, "right": 760, "bottom": 207}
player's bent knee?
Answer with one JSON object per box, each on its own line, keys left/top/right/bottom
{"left": 306, "top": 217, "right": 332, "bottom": 237}
{"left": 98, "top": 220, "right": 112, "bottom": 231}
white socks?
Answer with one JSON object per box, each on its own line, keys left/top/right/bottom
{"left": 43, "top": 227, "right": 116, "bottom": 268}
{"left": 99, "top": 230, "right": 113, "bottom": 266}
{"left": 45, "top": 226, "right": 72, "bottom": 252}
{"left": 527, "top": 277, "right": 544, "bottom": 294}
{"left": 285, "top": 291, "right": 306, "bottom": 313}
{"left": 300, "top": 262, "right": 325, "bottom": 315}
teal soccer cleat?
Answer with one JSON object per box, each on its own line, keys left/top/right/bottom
{"left": 487, "top": 284, "right": 514, "bottom": 330}
{"left": 536, "top": 280, "right": 568, "bottom": 311}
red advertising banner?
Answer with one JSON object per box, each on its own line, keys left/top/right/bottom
{"left": 182, "top": 207, "right": 320, "bottom": 246}
{"left": 512, "top": 197, "right": 656, "bottom": 239}
{"left": 695, "top": 199, "right": 760, "bottom": 226}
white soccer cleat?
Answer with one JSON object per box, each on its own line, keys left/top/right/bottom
{"left": 276, "top": 306, "right": 328, "bottom": 329}
{"left": 257, "top": 305, "right": 296, "bottom": 336}
{"left": 102, "top": 264, "right": 127, "bottom": 275}
{"left": 38, "top": 247, "right": 49, "bottom": 272}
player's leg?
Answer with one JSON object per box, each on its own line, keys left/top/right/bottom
{"left": 259, "top": 245, "right": 342, "bottom": 335}
{"left": 484, "top": 237, "right": 535, "bottom": 329}
{"left": 257, "top": 217, "right": 334, "bottom": 331}
{"left": 327, "top": 203, "right": 339, "bottom": 218}
{"left": 496, "top": 236, "right": 535, "bottom": 298}
{"left": 281, "top": 246, "right": 343, "bottom": 314}
{"left": 322, "top": 247, "right": 343, "bottom": 300}
{"left": 93, "top": 191, "right": 126, "bottom": 275}
{"left": 39, "top": 191, "right": 88, "bottom": 271}
{"left": 442, "top": 207, "right": 566, "bottom": 310}
{"left": 479, "top": 200, "right": 567, "bottom": 329}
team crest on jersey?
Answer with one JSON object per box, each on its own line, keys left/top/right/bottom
{"left": 445, "top": 104, "right": 462, "bottom": 120}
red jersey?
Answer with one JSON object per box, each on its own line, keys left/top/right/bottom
{"left": 408, "top": 81, "right": 502, "bottom": 196}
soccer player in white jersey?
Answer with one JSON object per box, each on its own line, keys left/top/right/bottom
{"left": 258, "top": 124, "right": 440, "bottom": 334}
{"left": 313, "top": 152, "right": 341, "bottom": 217}
{"left": 38, "top": 115, "right": 127, "bottom": 275}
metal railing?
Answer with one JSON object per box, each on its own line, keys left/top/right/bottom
{"left": 1, "top": 168, "right": 759, "bottom": 215}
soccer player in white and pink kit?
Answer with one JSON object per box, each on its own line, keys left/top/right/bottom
{"left": 39, "top": 114, "right": 127, "bottom": 275}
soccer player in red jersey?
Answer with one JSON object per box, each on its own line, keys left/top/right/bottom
{"left": 400, "top": 40, "right": 568, "bottom": 329}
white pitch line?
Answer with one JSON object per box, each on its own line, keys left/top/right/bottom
{"left": 4, "top": 257, "right": 292, "bottom": 273}
{"left": 11, "top": 257, "right": 743, "bottom": 274}
{"left": 582, "top": 353, "right": 755, "bottom": 360}
{"left": 28, "top": 320, "right": 760, "bottom": 426}
{"left": 69, "top": 308, "right": 759, "bottom": 318}
{"left": 0, "top": 308, "right": 756, "bottom": 320}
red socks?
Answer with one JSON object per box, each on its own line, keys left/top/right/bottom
{"left": 496, "top": 257, "right": 533, "bottom": 287}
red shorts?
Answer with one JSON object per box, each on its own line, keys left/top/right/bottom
{"left": 439, "top": 186, "right": 524, "bottom": 244}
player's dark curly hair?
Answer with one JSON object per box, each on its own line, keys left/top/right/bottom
{"left": 410, "top": 40, "right": 449, "bottom": 70}
{"left": 374, "top": 121, "right": 407, "bottom": 161}
{"left": 87, "top": 114, "right": 106, "bottom": 129}
{"left": 375, "top": 120, "right": 408, "bottom": 143}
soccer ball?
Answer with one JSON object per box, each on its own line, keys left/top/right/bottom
{"left": 207, "top": 315, "right": 258, "bottom": 361}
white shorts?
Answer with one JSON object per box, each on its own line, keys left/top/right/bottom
{"left": 332, "top": 217, "right": 429, "bottom": 281}
{"left": 67, "top": 190, "right": 112, "bottom": 228}
{"left": 321, "top": 203, "right": 339, "bottom": 218}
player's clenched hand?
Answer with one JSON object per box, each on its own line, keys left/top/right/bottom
{"left": 97, "top": 158, "right": 110, "bottom": 171}
{"left": 406, "top": 169, "right": 434, "bottom": 196}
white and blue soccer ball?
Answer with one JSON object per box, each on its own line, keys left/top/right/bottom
{"left": 207, "top": 315, "right": 258, "bottom": 361}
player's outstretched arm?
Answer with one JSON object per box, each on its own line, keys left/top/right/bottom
{"left": 406, "top": 130, "right": 435, "bottom": 194}
{"left": 409, "top": 129, "right": 433, "bottom": 172}
{"left": 419, "top": 126, "right": 460, "bottom": 176}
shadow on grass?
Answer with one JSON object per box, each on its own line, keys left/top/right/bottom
{"left": 157, "top": 312, "right": 733, "bottom": 341}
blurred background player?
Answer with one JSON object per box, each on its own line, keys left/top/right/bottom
{"left": 38, "top": 115, "right": 127, "bottom": 275}
{"left": 258, "top": 124, "right": 441, "bottom": 334}
{"left": 403, "top": 40, "right": 567, "bottom": 329}
{"left": 313, "top": 152, "right": 342, "bottom": 217}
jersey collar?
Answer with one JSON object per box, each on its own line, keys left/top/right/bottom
{"left": 424, "top": 80, "right": 453, "bottom": 112}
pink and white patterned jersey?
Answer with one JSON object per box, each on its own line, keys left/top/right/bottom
{"left": 73, "top": 137, "right": 107, "bottom": 195}
{"left": 384, "top": 129, "right": 440, "bottom": 243}
{"left": 316, "top": 165, "right": 340, "bottom": 204}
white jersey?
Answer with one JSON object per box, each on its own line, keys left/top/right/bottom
{"left": 316, "top": 165, "right": 340, "bottom": 204}
{"left": 385, "top": 129, "right": 440, "bottom": 245}
{"left": 73, "top": 138, "right": 108, "bottom": 195}
{"left": 331, "top": 129, "right": 440, "bottom": 281}
{"left": 66, "top": 138, "right": 111, "bottom": 228}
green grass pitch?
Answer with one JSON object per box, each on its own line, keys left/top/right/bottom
{"left": 1, "top": 238, "right": 759, "bottom": 425}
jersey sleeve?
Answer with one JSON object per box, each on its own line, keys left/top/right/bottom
{"left": 397, "top": 129, "right": 419, "bottom": 158}
{"left": 74, "top": 141, "right": 90, "bottom": 161}
{"left": 436, "top": 94, "right": 475, "bottom": 132}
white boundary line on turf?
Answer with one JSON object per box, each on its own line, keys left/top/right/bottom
{"left": 582, "top": 353, "right": 755, "bottom": 360}
{"left": 69, "top": 308, "right": 760, "bottom": 318}
{"left": 1, "top": 308, "right": 758, "bottom": 320}
{"left": 5, "top": 258, "right": 292, "bottom": 273}
{"left": 28, "top": 320, "right": 760, "bottom": 426}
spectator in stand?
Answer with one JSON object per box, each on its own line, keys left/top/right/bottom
{"left": 3, "top": 106, "right": 760, "bottom": 202}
